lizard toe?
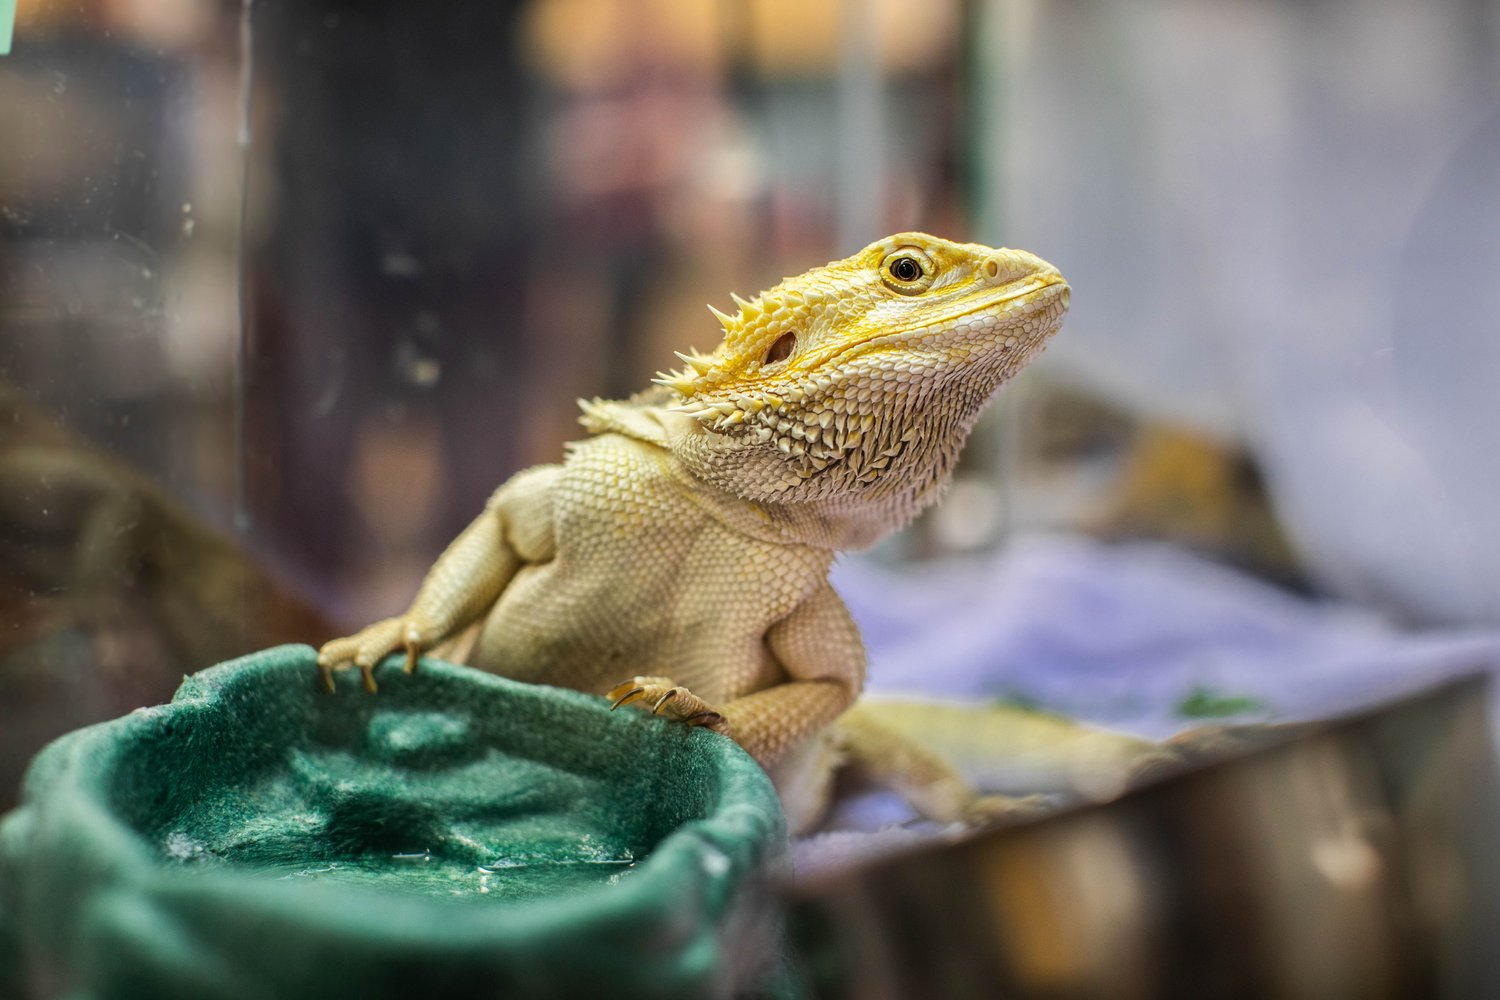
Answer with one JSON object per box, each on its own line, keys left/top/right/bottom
{"left": 606, "top": 675, "right": 675, "bottom": 708}
{"left": 963, "top": 793, "right": 1053, "bottom": 827}
{"left": 316, "top": 618, "right": 408, "bottom": 693}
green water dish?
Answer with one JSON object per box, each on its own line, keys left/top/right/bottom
{"left": 0, "top": 644, "right": 789, "bottom": 999}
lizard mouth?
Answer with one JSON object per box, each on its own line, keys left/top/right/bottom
{"left": 819, "top": 274, "right": 1069, "bottom": 368}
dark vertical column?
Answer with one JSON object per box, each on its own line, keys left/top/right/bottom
{"left": 242, "top": 0, "right": 533, "bottom": 602}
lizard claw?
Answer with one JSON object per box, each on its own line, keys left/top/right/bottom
{"left": 683, "top": 710, "right": 726, "bottom": 728}
{"left": 606, "top": 676, "right": 732, "bottom": 737}
{"left": 358, "top": 658, "right": 378, "bottom": 694}
{"left": 403, "top": 626, "right": 423, "bottom": 675}
{"left": 608, "top": 683, "right": 648, "bottom": 710}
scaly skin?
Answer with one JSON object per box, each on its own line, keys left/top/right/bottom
{"left": 318, "top": 233, "right": 1071, "bottom": 818}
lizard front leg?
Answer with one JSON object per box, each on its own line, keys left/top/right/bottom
{"left": 317, "top": 465, "right": 559, "bottom": 692}
{"left": 606, "top": 583, "right": 864, "bottom": 766}
{"left": 728, "top": 583, "right": 866, "bottom": 765}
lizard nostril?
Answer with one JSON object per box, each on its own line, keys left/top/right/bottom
{"left": 984, "top": 260, "right": 999, "bottom": 279}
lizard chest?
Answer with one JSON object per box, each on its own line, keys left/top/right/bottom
{"left": 546, "top": 438, "right": 824, "bottom": 623}
{"left": 473, "top": 436, "right": 830, "bottom": 689}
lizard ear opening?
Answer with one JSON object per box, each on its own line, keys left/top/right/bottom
{"left": 763, "top": 332, "right": 797, "bottom": 366}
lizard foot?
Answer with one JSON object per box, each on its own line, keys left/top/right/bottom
{"left": 1127, "top": 723, "right": 1305, "bottom": 787}
{"left": 606, "top": 676, "right": 732, "bottom": 737}
{"left": 962, "top": 793, "right": 1054, "bottom": 827}
{"left": 316, "top": 617, "right": 432, "bottom": 694}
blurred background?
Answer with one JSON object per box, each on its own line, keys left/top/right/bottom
{"left": 1, "top": 0, "right": 1498, "bottom": 806}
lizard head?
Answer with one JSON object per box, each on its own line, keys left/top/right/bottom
{"left": 661, "top": 232, "right": 1069, "bottom": 532}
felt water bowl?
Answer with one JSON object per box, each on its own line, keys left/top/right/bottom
{"left": 0, "top": 645, "right": 789, "bottom": 1000}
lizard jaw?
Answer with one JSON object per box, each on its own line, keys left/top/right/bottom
{"left": 815, "top": 271, "right": 1069, "bottom": 370}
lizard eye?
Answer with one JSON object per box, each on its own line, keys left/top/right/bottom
{"left": 881, "top": 248, "right": 935, "bottom": 294}
{"left": 764, "top": 331, "right": 797, "bottom": 365}
{"left": 890, "top": 257, "right": 921, "bottom": 281}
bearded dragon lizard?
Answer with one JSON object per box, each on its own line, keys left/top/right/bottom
{"left": 317, "top": 233, "right": 1110, "bottom": 832}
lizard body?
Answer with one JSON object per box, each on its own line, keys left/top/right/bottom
{"left": 318, "top": 233, "right": 1072, "bottom": 824}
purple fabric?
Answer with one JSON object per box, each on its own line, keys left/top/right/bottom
{"left": 833, "top": 535, "right": 1500, "bottom": 740}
